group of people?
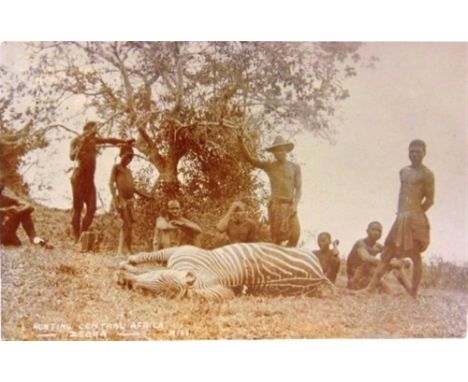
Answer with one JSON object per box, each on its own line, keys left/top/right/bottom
{"left": 1, "top": 119, "right": 435, "bottom": 298}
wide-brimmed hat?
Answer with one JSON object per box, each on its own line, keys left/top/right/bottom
{"left": 265, "top": 135, "right": 294, "bottom": 152}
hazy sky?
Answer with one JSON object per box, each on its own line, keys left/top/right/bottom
{"left": 2, "top": 42, "right": 467, "bottom": 264}
{"left": 296, "top": 42, "right": 467, "bottom": 264}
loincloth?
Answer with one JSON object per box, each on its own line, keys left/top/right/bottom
{"left": 118, "top": 199, "right": 135, "bottom": 223}
{"left": 385, "top": 210, "right": 430, "bottom": 254}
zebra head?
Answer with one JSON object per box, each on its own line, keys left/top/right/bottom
{"left": 118, "top": 268, "right": 197, "bottom": 299}
{"left": 153, "top": 270, "right": 197, "bottom": 299}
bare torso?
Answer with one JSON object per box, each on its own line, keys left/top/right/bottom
{"left": 265, "top": 161, "right": 300, "bottom": 199}
{"left": 71, "top": 137, "right": 98, "bottom": 181}
{"left": 115, "top": 165, "right": 135, "bottom": 199}
{"left": 397, "top": 165, "right": 434, "bottom": 213}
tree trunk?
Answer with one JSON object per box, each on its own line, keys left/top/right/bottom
{"left": 154, "top": 154, "right": 180, "bottom": 197}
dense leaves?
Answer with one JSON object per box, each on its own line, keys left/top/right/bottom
{"left": 2, "top": 42, "right": 365, "bottom": 199}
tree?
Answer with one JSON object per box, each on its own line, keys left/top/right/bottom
{"left": 0, "top": 65, "right": 48, "bottom": 193}
{"left": 3, "top": 42, "right": 366, "bottom": 200}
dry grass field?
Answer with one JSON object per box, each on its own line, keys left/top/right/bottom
{"left": 2, "top": 240, "right": 466, "bottom": 340}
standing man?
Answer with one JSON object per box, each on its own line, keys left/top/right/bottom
{"left": 367, "top": 140, "right": 435, "bottom": 298}
{"left": 70, "top": 121, "right": 133, "bottom": 243}
{"left": 153, "top": 200, "right": 202, "bottom": 250}
{"left": 238, "top": 134, "right": 302, "bottom": 246}
{"left": 109, "top": 144, "right": 153, "bottom": 255}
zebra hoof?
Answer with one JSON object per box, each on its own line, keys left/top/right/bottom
{"left": 116, "top": 271, "right": 134, "bottom": 289}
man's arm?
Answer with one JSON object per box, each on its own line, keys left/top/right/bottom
{"left": 238, "top": 136, "right": 269, "bottom": 169}
{"left": 421, "top": 170, "right": 435, "bottom": 212}
{"left": 331, "top": 239, "right": 340, "bottom": 256}
{"left": 109, "top": 165, "right": 119, "bottom": 203}
{"left": 216, "top": 201, "right": 244, "bottom": 232}
{"left": 0, "top": 205, "right": 20, "bottom": 214}
{"left": 69, "top": 137, "right": 80, "bottom": 161}
{"left": 134, "top": 188, "right": 155, "bottom": 199}
{"left": 293, "top": 164, "right": 302, "bottom": 211}
{"left": 1, "top": 188, "right": 28, "bottom": 208}
{"left": 356, "top": 243, "right": 380, "bottom": 265}
{"left": 155, "top": 216, "right": 173, "bottom": 230}
{"left": 95, "top": 137, "right": 135, "bottom": 146}
{"left": 173, "top": 217, "right": 202, "bottom": 234}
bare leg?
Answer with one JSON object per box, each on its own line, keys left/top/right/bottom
{"left": 71, "top": 184, "right": 85, "bottom": 242}
{"left": 123, "top": 220, "right": 133, "bottom": 254}
{"left": 379, "top": 278, "right": 394, "bottom": 294}
{"left": 1, "top": 214, "right": 22, "bottom": 246}
{"left": 393, "top": 268, "right": 412, "bottom": 295}
{"left": 19, "top": 211, "right": 37, "bottom": 242}
{"left": 410, "top": 253, "right": 422, "bottom": 298}
{"left": 117, "top": 229, "right": 125, "bottom": 255}
{"left": 326, "top": 256, "right": 341, "bottom": 283}
{"left": 81, "top": 183, "right": 97, "bottom": 233}
{"left": 287, "top": 214, "right": 300, "bottom": 247}
{"left": 366, "top": 260, "right": 391, "bottom": 293}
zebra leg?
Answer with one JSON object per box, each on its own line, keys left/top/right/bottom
{"left": 192, "top": 285, "right": 235, "bottom": 301}
{"left": 116, "top": 270, "right": 138, "bottom": 289}
{"left": 127, "top": 248, "right": 176, "bottom": 266}
{"left": 312, "top": 278, "right": 339, "bottom": 298}
{"left": 116, "top": 270, "right": 164, "bottom": 293}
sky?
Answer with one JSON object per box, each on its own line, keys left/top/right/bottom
{"left": 1, "top": 42, "right": 467, "bottom": 264}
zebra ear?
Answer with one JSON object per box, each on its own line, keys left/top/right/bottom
{"left": 185, "top": 271, "right": 196, "bottom": 286}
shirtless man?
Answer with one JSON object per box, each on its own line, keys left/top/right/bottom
{"left": 238, "top": 134, "right": 301, "bottom": 246}
{"left": 347, "top": 221, "right": 411, "bottom": 292}
{"left": 0, "top": 173, "right": 49, "bottom": 248}
{"left": 367, "top": 140, "right": 435, "bottom": 297}
{"left": 69, "top": 121, "right": 133, "bottom": 242}
{"left": 216, "top": 200, "right": 257, "bottom": 244}
{"left": 109, "top": 145, "right": 153, "bottom": 254}
{"left": 153, "top": 200, "right": 202, "bottom": 250}
{"left": 313, "top": 232, "right": 340, "bottom": 283}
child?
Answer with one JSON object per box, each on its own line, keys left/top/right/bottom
{"left": 109, "top": 145, "right": 151, "bottom": 254}
{"left": 313, "top": 232, "right": 340, "bottom": 283}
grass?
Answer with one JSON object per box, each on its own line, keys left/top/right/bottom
{"left": 2, "top": 243, "right": 467, "bottom": 340}
{"left": 1, "top": 205, "right": 467, "bottom": 340}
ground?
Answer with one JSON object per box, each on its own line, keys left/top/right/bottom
{"left": 2, "top": 242, "right": 466, "bottom": 340}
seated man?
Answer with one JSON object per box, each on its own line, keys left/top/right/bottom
{"left": 312, "top": 232, "right": 340, "bottom": 283}
{"left": 347, "top": 221, "right": 410, "bottom": 293}
{"left": 0, "top": 174, "right": 50, "bottom": 248}
{"left": 153, "top": 200, "right": 202, "bottom": 250}
{"left": 216, "top": 200, "right": 257, "bottom": 245}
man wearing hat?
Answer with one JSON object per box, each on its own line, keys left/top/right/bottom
{"left": 238, "top": 134, "right": 302, "bottom": 246}
{"left": 69, "top": 121, "right": 134, "bottom": 243}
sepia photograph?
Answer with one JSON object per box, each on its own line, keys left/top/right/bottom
{"left": 1, "top": 40, "right": 466, "bottom": 342}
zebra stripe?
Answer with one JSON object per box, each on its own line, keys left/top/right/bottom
{"left": 118, "top": 243, "right": 333, "bottom": 300}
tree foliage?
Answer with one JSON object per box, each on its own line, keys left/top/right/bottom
{"left": 0, "top": 67, "right": 48, "bottom": 193}
{"left": 1, "top": 42, "right": 366, "bottom": 202}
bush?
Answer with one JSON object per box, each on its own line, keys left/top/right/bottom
{"left": 421, "top": 257, "right": 468, "bottom": 291}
